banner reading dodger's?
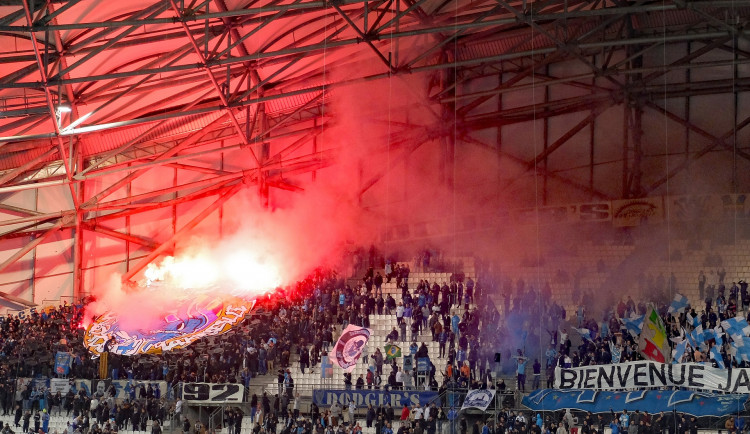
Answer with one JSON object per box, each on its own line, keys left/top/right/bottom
{"left": 330, "top": 325, "right": 372, "bottom": 372}
{"left": 554, "top": 360, "right": 750, "bottom": 393}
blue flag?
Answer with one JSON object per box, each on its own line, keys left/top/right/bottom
{"left": 668, "top": 294, "right": 689, "bottom": 314}
{"left": 731, "top": 341, "right": 750, "bottom": 362}
{"left": 722, "top": 317, "right": 750, "bottom": 337}
{"left": 574, "top": 327, "right": 592, "bottom": 342}
{"left": 687, "top": 313, "right": 700, "bottom": 328}
{"left": 673, "top": 340, "right": 688, "bottom": 364}
{"left": 710, "top": 346, "right": 725, "bottom": 369}
{"left": 704, "top": 328, "right": 724, "bottom": 347}
{"left": 689, "top": 325, "right": 705, "bottom": 349}
{"left": 622, "top": 315, "right": 644, "bottom": 337}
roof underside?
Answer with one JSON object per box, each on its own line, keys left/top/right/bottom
{"left": 0, "top": 0, "right": 748, "bottom": 207}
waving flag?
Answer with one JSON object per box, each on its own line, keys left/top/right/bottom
{"left": 385, "top": 344, "right": 402, "bottom": 359}
{"left": 639, "top": 305, "right": 670, "bottom": 363}
{"left": 668, "top": 294, "right": 689, "bottom": 314}
{"left": 329, "top": 325, "right": 372, "bottom": 372}
{"left": 672, "top": 339, "right": 688, "bottom": 364}
{"left": 687, "top": 312, "right": 701, "bottom": 328}
{"left": 574, "top": 328, "right": 592, "bottom": 342}
{"left": 688, "top": 324, "right": 706, "bottom": 350}
{"left": 732, "top": 334, "right": 746, "bottom": 348}
{"left": 710, "top": 345, "right": 726, "bottom": 369}
{"left": 722, "top": 317, "right": 750, "bottom": 337}
{"left": 705, "top": 327, "right": 724, "bottom": 347}
{"left": 622, "top": 315, "right": 645, "bottom": 337}
{"left": 731, "top": 341, "right": 750, "bottom": 363}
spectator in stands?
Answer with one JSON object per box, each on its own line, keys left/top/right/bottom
{"left": 531, "top": 359, "right": 542, "bottom": 390}
{"left": 355, "top": 375, "right": 365, "bottom": 390}
{"left": 400, "top": 404, "right": 409, "bottom": 422}
{"left": 298, "top": 345, "right": 310, "bottom": 374}
{"left": 516, "top": 355, "right": 528, "bottom": 393}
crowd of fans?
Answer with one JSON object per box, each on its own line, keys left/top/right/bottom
{"left": 231, "top": 393, "right": 744, "bottom": 434}
{"left": 0, "top": 247, "right": 748, "bottom": 434}
{"left": 535, "top": 265, "right": 750, "bottom": 385}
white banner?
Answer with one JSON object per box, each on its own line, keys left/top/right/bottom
{"left": 49, "top": 379, "right": 71, "bottom": 394}
{"left": 555, "top": 361, "right": 750, "bottom": 393}
{"left": 18, "top": 379, "right": 90, "bottom": 395}
{"left": 86, "top": 380, "right": 168, "bottom": 400}
{"left": 181, "top": 383, "right": 244, "bottom": 403}
{"left": 612, "top": 197, "right": 664, "bottom": 227}
{"left": 461, "top": 389, "right": 496, "bottom": 411}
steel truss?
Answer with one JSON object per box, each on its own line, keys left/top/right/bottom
{"left": 0, "top": 0, "right": 748, "bottom": 303}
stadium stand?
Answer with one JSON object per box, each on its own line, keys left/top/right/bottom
{"left": 2, "top": 237, "right": 750, "bottom": 434}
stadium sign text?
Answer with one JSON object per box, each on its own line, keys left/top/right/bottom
{"left": 312, "top": 389, "right": 438, "bottom": 407}
{"left": 181, "top": 383, "right": 244, "bottom": 403}
{"left": 555, "top": 361, "right": 750, "bottom": 393}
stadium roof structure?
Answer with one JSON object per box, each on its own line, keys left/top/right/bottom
{"left": 0, "top": 0, "right": 749, "bottom": 305}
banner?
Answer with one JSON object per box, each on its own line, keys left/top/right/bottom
{"left": 54, "top": 352, "right": 73, "bottom": 376}
{"left": 669, "top": 194, "right": 749, "bottom": 221}
{"left": 554, "top": 360, "right": 750, "bottom": 393}
{"left": 329, "top": 325, "right": 372, "bottom": 373}
{"left": 612, "top": 197, "right": 664, "bottom": 227}
{"left": 380, "top": 193, "right": 750, "bottom": 243}
{"left": 16, "top": 378, "right": 49, "bottom": 394}
{"left": 403, "top": 355, "right": 413, "bottom": 372}
{"left": 49, "top": 379, "right": 71, "bottom": 394}
{"left": 19, "top": 378, "right": 90, "bottom": 395}
{"left": 639, "top": 305, "right": 669, "bottom": 363}
{"left": 6, "top": 305, "right": 57, "bottom": 319}
{"left": 461, "top": 389, "right": 496, "bottom": 411}
{"left": 85, "top": 380, "right": 168, "bottom": 400}
{"left": 312, "top": 389, "right": 438, "bottom": 407}
{"left": 417, "top": 357, "right": 431, "bottom": 373}
{"left": 84, "top": 296, "right": 255, "bottom": 356}
{"left": 181, "top": 383, "right": 244, "bottom": 403}
{"left": 523, "top": 389, "right": 747, "bottom": 417}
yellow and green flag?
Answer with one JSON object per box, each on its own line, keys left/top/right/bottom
{"left": 638, "top": 305, "right": 670, "bottom": 363}
{"left": 385, "top": 343, "right": 402, "bottom": 359}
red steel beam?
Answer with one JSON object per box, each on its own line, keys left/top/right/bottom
{"left": 0, "top": 218, "right": 66, "bottom": 277}
{"left": 21, "top": 0, "right": 79, "bottom": 209}
{"left": 81, "top": 223, "right": 158, "bottom": 249}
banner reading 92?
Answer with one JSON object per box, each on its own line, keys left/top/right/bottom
{"left": 181, "top": 382, "right": 244, "bottom": 403}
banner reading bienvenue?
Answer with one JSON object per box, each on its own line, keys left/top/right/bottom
{"left": 555, "top": 361, "right": 750, "bottom": 393}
